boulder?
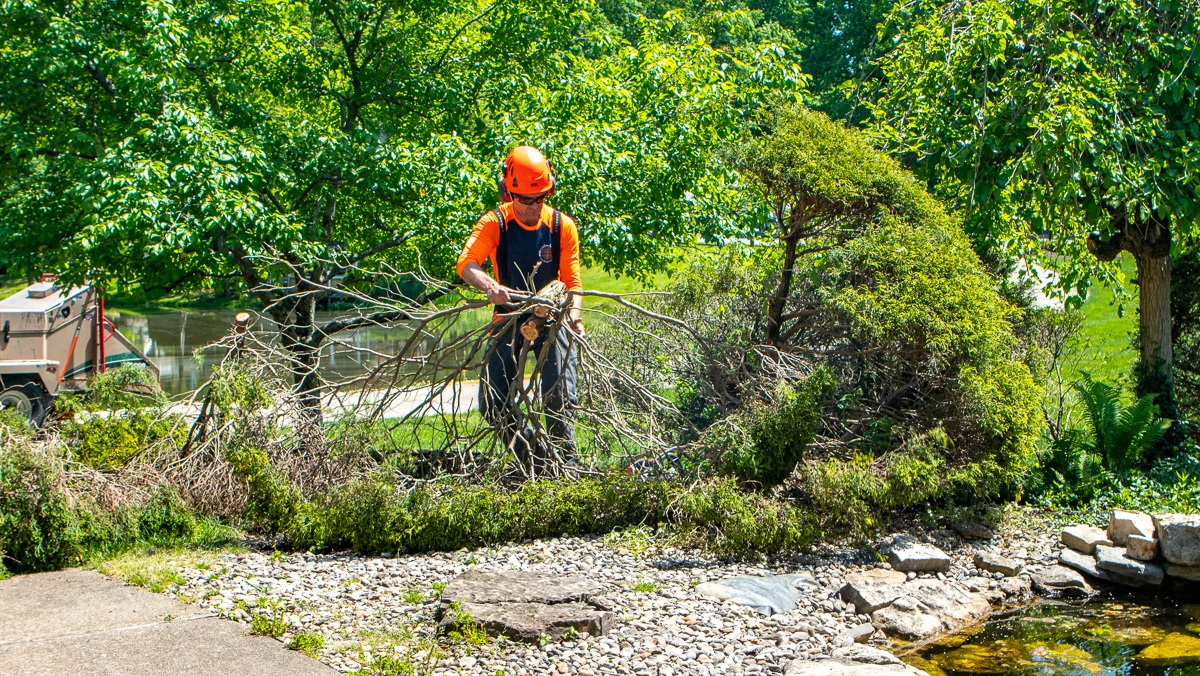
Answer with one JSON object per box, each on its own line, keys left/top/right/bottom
{"left": 438, "top": 570, "right": 614, "bottom": 642}
{"left": 1109, "top": 510, "right": 1155, "bottom": 546}
{"left": 1136, "top": 632, "right": 1200, "bottom": 667}
{"left": 888, "top": 537, "right": 952, "bottom": 573}
{"left": 1126, "top": 534, "right": 1160, "bottom": 562}
{"left": 869, "top": 579, "right": 991, "bottom": 640}
{"left": 1095, "top": 545, "right": 1164, "bottom": 585}
{"left": 1167, "top": 564, "right": 1200, "bottom": 582}
{"left": 1059, "top": 548, "right": 1149, "bottom": 587}
{"left": 974, "top": 551, "right": 1022, "bottom": 577}
{"left": 951, "top": 523, "right": 995, "bottom": 540}
{"left": 440, "top": 601, "right": 611, "bottom": 642}
{"left": 1061, "top": 525, "right": 1113, "bottom": 554}
{"left": 840, "top": 569, "right": 908, "bottom": 615}
{"left": 1155, "top": 514, "right": 1200, "bottom": 566}
{"left": 695, "top": 574, "right": 818, "bottom": 616}
{"left": 1027, "top": 565, "right": 1093, "bottom": 598}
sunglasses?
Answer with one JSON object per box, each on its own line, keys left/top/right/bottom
{"left": 514, "top": 193, "right": 549, "bottom": 205}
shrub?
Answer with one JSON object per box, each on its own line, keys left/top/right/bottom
{"left": 288, "top": 631, "right": 325, "bottom": 657}
{"left": 67, "top": 413, "right": 187, "bottom": 470}
{"left": 0, "top": 448, "right": 74, "bottom": 572}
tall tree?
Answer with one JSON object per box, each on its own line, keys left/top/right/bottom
{"left": 0, "top": 0, "right": 799, "bottom": 415}
{"left": 868, "top": 0, "right": 1200, "bottom": 411}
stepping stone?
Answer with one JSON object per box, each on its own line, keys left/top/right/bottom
{"left": 438, "top": 570, "right": 613, "bottom": 642}
{"left": 869, "top": 579, "right": 991, "bottom": 640}
{"left": 1155, "top": 514, "right": 1200, "bottom": 566}
{"left": 696, "top": 574, "right": 817, "bottom": 616}
{"left": 786, "top": 646, "right": 929, "bottom": 675}
{"left": 1061, "top": 525, "right": 1112, "bottom": 554}
{"left": 1109, "top": 510, "right": 1155, "bottom": 546}
{"left": 1028, "top": 564, "right": 1093, "bottom": 598}
{"left": 1126, "top": 534, "right": 1160, "bottom": 561}
{"left": 1060, "top": 548, "right": 1148, "bottom": 587}
{"left": 887, "top": 537, "right": 951, "bottom": 572}
{"left": 840, "top": 569, "right": 907, "bottom": 614}
{"left": 1096, "top": 545, "right": 1164, "bottom": 585}
{"left": 974, "top": 551, "right": 1022, "bottom": 576}
{"left": 952, "top": 523, "right": 994, "bottom": 540}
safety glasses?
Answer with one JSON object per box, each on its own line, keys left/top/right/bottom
{"left": 514, "top": 193, "right": 549, "bottom": 205}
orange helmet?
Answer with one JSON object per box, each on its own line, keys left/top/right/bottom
{"left": 502, "top": 145, "right": 555, "bottom": 196}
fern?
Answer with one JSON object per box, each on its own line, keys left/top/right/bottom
{"left": 1073, "top": 375, "right": 1170, "bottom": 475}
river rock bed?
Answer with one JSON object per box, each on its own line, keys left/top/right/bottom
{"left": 161, "top": 517, "right": 1066, "bottom": 675}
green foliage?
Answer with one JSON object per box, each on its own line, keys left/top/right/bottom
{"left": 0, "top": 447, "right": 74, "bottom": 572}
{"left": 1174, "top": 249, "right": 1200, "bottom": 448}
{"left": 66, "top": 413, "right": 188, "bottom": 470}
{"left": 1074, "top": 375, "right": 1171, "bottom": 475}
{"left": 250, "top": 597, "right": 288, "bottom": 638}
{"left": 77, "top": 365, "right": 166, "bottom": 412}
{"left": 443, "top": 602, "right": 489, "bottom": 646}
{"left": 702, "top": 376, "right": 826, "bottom": 487}
{"left": 0, "top": 408, "right": 33, "bottom": 436}
{"left": 287, "top": 631, "right": 325, "bottom": 658}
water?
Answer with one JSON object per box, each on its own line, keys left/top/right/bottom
{"left": 107, "top": 307, "right": 491, "bottom": 396}
{"left": 905, "top": 595, "right": 1200, "bottom": 675}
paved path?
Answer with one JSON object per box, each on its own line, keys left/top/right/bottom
{"left": 0, "top": 569, "right": 335, "bottom": 676}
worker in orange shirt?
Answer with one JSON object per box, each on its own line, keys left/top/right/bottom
{"left": 457, "top": 146, "right": 584, "bottom": 465}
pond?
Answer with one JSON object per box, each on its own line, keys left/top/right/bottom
{"left": 904, "top": 594, "right": 1200, "bottom": 675}
{"left": 107, "top": 306, "right": 492, "bottom": 397}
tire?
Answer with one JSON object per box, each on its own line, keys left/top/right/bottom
{"left": 0, "top": 379, "right": 49, "bottom": 428}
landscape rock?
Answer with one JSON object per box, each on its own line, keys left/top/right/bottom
{"left": 887, "top": 538, "right": 952, "bottom": 573}
{"left": 1136, "top": 632, "right": 1200, "bottom": 667}
{"left": 439, "top": 601, "right": 611, "bottom": 641}
{"left": 1126, "top": 534, "right": 1160, "bottom": 562}
{"left": 974, "top": 551, "right": 1022, "bottom": 577}
{"left": 1155, "top": 514, "right": 1200, "bottom": 566}
{"left": 1109, "top": 510, "right": 1155, "bottom": 546}
{"left": 1167, "top": 564, "right": 1200, "bottom": 581}
{"left": 695, "top": 574, "right": 818, "bottom": 616}
{"left": 951, "top": 523, "right": 994, "bottom": 540}
{"left": 832, "top": 624, "right": 877, "bottom": 647}
{"left": 832, "top": 644, "right": 902, "bottom": 665}
{"left": 1095, "top": 545, "right": 1164, "bottom": 585}
{"left": 1061, "top": 525, "right": 1113, "bottom": 554}
{"left": 998, "top": 576, "right": 1031, "bottom": 598}
{"left": 1028, "top": 565, "right": 1093, "bottom": 598}
{"left": 840, "top": 569, "right": 908, "bottom": 615}
{"left": 869, "top": 579, "right": 991, "bottom": 640}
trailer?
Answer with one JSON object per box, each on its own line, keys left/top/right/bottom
{"left": 0, "top": 277, "right": 158, "bottom": 426}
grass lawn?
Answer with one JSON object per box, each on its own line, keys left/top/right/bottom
{"left": 1065, "top": 255, "right": 1138, "bottom": 388}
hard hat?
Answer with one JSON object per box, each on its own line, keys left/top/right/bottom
{"left": 502, "top": 146, "right": 555, "bottom": 196}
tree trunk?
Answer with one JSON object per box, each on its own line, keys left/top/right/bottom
{"left": 767, "top": 234, "right": 799, "bottom": 346}
{"left": 1134, "top": 251, "right": 1173, "bottom": 372}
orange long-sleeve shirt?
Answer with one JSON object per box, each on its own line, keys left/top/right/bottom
{"left": 456, "top": 203, "right": 583, "bottom": 291}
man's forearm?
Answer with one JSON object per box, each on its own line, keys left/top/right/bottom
{"left": 461, "top": 262, "right": 499, "bottom": 293}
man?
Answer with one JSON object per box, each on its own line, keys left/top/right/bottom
{"left": 457, "top": 145, "right": 584, "bottom": 466}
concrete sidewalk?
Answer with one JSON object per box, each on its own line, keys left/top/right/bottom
{"left": 0, "top": 569, "right": 336, "bottom": 675}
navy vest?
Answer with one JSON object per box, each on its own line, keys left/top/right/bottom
{"left": 494, "top": 207, "right": 561, "bottom": 294}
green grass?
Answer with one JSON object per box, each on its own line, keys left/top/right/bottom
{"left": 0, "top": 274, "right": 33, "bottom": 299}
{"left": 1066, "top": 255, "right": 1138, "bottom": 387}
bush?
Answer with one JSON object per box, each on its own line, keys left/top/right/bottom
{"left": 0, "top": 448, "right": 74, "bottom": 572}
{"left": 67, "top": 413, "right": 187, "bottom": 470}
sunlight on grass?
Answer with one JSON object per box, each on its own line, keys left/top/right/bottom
{"left": 1067, "top": 256, "right": 1138, "bottom": 387}
{"left": 95, "top": 544, "right": 245, "bottom": 598}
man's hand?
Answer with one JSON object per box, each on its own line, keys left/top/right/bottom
{"left": 568, "top": 317, "right": 586, "bottom": 337}
{"left": 485, "top": 284, "right": 512, "bottom": 306}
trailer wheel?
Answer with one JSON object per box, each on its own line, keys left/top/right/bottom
{"left": 0, "top": 379, "right": 49, "bottom": 428}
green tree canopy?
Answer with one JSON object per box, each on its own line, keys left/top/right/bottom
{"left": 868, "top": 0, "right": 1200, "bottom": 406}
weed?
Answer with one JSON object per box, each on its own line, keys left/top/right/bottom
{"left": 287, "top": 631, "right": 326, "bottom": 657}
{"left": 249, "top": 597, "right": 288, "bottom": 638}
{"left": 269, "top": 548, "right": 285, "bottom": 563}
{"left": 444, "top": 602, "right": 488, "bottom": 646}
{"left": 631, "top": 580, "right": 659, "bottom": 593}
{"left": 402, "top": 588, "right": 424, "bottom": 604}
{"left": 430, "top": 581, "right": 448, "bottom": 597}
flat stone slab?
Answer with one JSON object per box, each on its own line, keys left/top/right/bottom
{"left": 0, "top": 569, "right": 335, "bottom": 675}
{"left": 1028, "top": 565, "right": 1093, "bottom": 598}
{"left": 1061, "top": 525, "right": 1112, "bottom": 554}
{"left": 1155, "top": 514, "right": 1200, "bottom": 566}
{"left": 1109, "top": 510, "right": 1155, "bottom": 546}
{"left": 786, "top": 645, "right": 929, "bottom": 675}
{"left": 974, "top": 551, "right": 1021, "bottom": 577}
{"left": 1096, "top": 545, "right": 1164, "bottom": 585}
{"left": 887, "top": 538, "right": 951, "bottom": 573}
{"left": 1167, "top": 564, "right": 1200, "bottom": 581}
{"left": 840, "top": 569, "right": 908, "bottom": 615}
{"left": 440, "top": 601, "right": 612, "bottom": 642}
{"left": 438, "top": 570, "right": 614, "bottom": 642}
{"left": 869, "top": 579, "right": 991, "bottom": 641}
{"left": 695, "top": 574, "right": 817, "bottom": 616}
{"left": 951, "top": 523, "right": 994, "bottom": 540}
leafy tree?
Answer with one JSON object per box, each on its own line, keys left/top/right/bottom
{"left": 868, "top": 0, "right": 1200, "bottom": 411}
{"left": 0, "top": 0, "right": 799, "bottom": 414}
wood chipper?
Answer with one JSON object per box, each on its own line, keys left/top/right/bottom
{"left": 0, "top": 276, "right": 158, "bottom": 426}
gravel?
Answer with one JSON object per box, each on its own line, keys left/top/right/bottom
{"left": 163, "top": 514, "right": 1065, "bottom": 675}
